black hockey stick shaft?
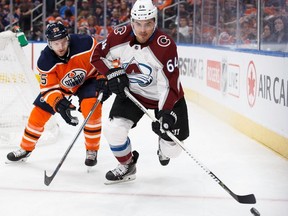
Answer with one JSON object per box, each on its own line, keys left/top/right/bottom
{"left": 124, "top": 88, "right": 256, "bottom": 204}
{"left": 44, "top": 92, "right": 103, "bottom": 186}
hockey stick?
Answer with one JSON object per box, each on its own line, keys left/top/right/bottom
{"left": 124, "top": 88, "right": 256, "bottom": 204}
{"left": 44, "top": 92, "right": 103, "bottom": 186}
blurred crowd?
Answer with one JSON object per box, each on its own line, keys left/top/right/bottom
{"left": 0, "top": 0, "right": 287, "bottom": 52}
{"left": 163, "top": 0, "right": 288, "bottom": 51}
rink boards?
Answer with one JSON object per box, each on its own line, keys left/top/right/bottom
{"left": 178, "top": 45, "right": 288, "bottom": 159}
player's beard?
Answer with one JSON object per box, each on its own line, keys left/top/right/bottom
{"left": 136, "top": 32, "right": 150, "bottom": 43}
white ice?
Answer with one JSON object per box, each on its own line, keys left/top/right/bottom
{"left": 0, "top": 95, "right": 287, "bottom": 216}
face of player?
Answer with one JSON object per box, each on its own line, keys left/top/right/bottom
{"left": 132, "top": 19, "right": 156, "bottom": 44}
{"left": 50, "top": 37, "right": 69, "bottom": 57}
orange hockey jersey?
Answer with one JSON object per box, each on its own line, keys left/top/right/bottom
{"left": 37, "top": 34, "right": 98, "bottom": 110}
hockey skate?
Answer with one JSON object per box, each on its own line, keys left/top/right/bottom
{"left": 85, "top": 150, "right": 97, "bottom": 172}
{"left": 105, "top": 150, "right": 139, "bottom": 185}
{"left": 6, "top": 149, "right": 31, "bottom": 162}
{"left": 157, "top": 144, "right": 170, "bottom": 166}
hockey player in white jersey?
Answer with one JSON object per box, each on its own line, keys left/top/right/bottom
{"left": 91, "top": 0, "right": 189, "bottom": 183}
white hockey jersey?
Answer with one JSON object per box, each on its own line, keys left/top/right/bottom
{"left": 91, "top": 25, "right": 184, "bottom": 110}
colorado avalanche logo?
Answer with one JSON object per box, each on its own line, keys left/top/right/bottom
{"left": 62, "top": 69, "right": 86, "bottom": 88}
{"left": 157, "top": 35, "right": 171, "bottom": 47}
{"left": 124, "top": 58, "right": 153, "bottom": 87}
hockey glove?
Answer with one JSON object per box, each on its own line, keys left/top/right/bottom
{"left": 55, "top": 97, "right": 79, "bottom": 126}
{"left": 152, "top": 110, "right": 177, "bottom": 139}
{"left": 95, "top": 75, "right": 112, "bottom": 102}
{"left": 106, "top": 67, "right": 129, "bottom": 98}
{"left": 159, "top": 110, "right": 177, "bottom": 131}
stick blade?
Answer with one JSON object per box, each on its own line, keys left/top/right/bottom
{"left": 44, "top": 170, "right": 53, "bottom": 186}
{"left": 235, "top": 193, "right": 256, "bottom": 204}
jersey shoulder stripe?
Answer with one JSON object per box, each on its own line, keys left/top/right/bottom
{"left": 69, "top": 34, "right": 94, "bottom": 56}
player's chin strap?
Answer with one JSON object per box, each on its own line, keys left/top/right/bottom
{"left": 124, "top": 88, "right": 256, "bottom": 205}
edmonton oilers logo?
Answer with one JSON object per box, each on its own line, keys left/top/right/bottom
{"left": 62, "top": 69, "right": 86, "bottom": 88}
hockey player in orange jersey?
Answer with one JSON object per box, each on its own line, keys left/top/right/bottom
{"left": 7, "top": 22, "right": 111, "bottom": 167}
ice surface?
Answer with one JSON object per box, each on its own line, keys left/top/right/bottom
{"left": 0, "top": 96, "right": 287, "bottom": 216}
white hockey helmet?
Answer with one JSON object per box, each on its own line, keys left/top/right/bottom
{"left": 130, "top": 0, "right": 158, "bottom": 23}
